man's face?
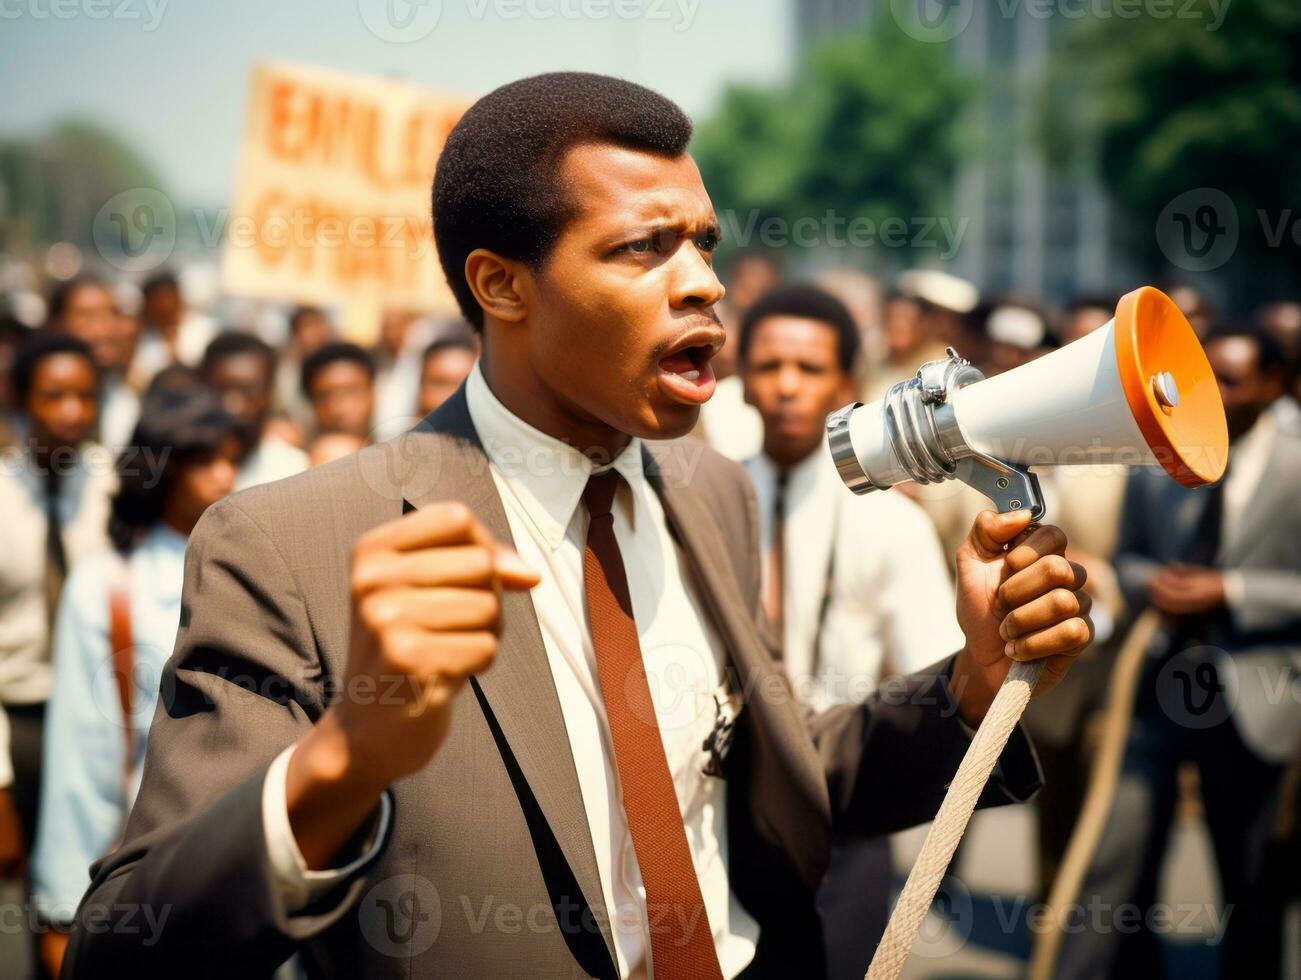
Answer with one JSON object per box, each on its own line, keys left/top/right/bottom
{"left": 419, "top": 347, "right": 477, "bottom": 416}
{"left": 517, "top": 145, "right": 726, "bottom": 443}
{"left": 1208, "top": 336, "right": 1282, "bottom": 440}
{"left": 26, "top": 353, "right": 98, "bottom": 450}
{"left": 884, "top": 296, "right": 923, "bottom": 359}
{"left": 143, "top": 284, "right": 183, "bottom": 333}
{"left": 293, "top": 311, "right": 333, "bottom": 357}
{"left": 208, "top": 353, "right": 272, "bottom": 434}
{"left": 58, "top": 284, "right": 126, "bottom": 370}
{"left": 168, "top": 435, "right": 242, "bottom": 530}
{"left": 742, "top": 315, "right": 854, "bottom": 469}
{"left": 310, "top": 361, "right": 375, "bottom": 438}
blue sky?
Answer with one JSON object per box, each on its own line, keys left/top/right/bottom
{"left": 1, "top": 0, "right": 794, "bottom": 205}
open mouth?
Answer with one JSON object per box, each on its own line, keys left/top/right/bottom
{"left": 657, "top": 335, "right": 722, "bottom": 406}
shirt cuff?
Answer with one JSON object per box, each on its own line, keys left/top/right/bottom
{"left": 262, "top": 742, "right": 393, "bottom": 914}
{"left": 1221, "top": 570, "right": 1245, "bottom": 611}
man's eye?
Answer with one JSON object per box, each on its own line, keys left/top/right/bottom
{"left": 695, "top": 230, "right": 720, "bottom": 252}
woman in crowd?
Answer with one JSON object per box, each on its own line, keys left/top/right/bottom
{"left": 30, "top": 382, "right": 243, "bottom": 977}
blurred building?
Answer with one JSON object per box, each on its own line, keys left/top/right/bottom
{"left": 795, "top": 0, "right": 1138, "bottom": 304}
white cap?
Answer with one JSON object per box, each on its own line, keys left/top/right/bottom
{"left": 986, "top": 305, "right": 1047, "bottom": 349}
{"left": 897, "top": 269, "right": 980, "bottom": 315}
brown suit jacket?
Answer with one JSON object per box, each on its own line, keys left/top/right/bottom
{"left": 65, "top": 388, "right": 1041, "bottom": 978}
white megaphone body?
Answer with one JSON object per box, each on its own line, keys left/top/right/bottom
{"left": 828, "top": 286, "right": 1229, "bottom": 515}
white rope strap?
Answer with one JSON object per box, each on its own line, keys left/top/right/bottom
{"left": 866, "top": 658, "right": 1045, "bottom": 980}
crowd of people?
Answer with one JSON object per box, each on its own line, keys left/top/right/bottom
{"left": 0, "top": 250, "right": 1298, "bottom": 978}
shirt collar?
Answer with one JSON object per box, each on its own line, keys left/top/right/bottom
{"left": 464, "top": 363, "right": 645, "bottom": 550}
{"left": 753, "top": 437, "right": 833, "bottom": 503}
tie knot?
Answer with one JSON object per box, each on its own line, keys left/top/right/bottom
{"left": 583, "top": 470, "right": 622, "bottom": 520}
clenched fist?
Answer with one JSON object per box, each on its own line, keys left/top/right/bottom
{"left": 287, "top": 503, "right": 539, "bottom": 869}
{"left": 951, "top": 510, "right": 1095, "bottom": 725}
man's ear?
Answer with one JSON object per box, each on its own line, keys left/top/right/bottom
{"left": 464, "top": 249, "right": 528, "bottom": 324}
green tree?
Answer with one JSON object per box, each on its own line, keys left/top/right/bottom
{"left": 1041, "top": 0, "right": 1301, "bottom": 295}
{"left": 0, "top": 119, "right": 167, "bottom": 252}
{"left": 692, "top": 17, "right": 970, "bottom": 266}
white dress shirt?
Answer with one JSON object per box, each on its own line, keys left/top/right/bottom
{"left": 745, "top": 445, "right": 964, "bottom": 713}
{"left": 235, "top": 433, "right": 309, "bottom": 492}
{"left": 0, "top": 442, "right": 115, "bottom": 705}
{"left": 267, "top": 363, "right": 759, "bottom": 977}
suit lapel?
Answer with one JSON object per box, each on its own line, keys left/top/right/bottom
{"left": 643, "top": 443, "right": 830, "bottom": 888}
{"left": 1222, "top": 428, "right": 1292, "bottom": 565}
{"left": 398, "top": 389, "right": 617, "bottom": 969}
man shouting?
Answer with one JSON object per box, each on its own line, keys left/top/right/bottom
{"left": 66, "top": 72, "right": 1092, "bottom": 979}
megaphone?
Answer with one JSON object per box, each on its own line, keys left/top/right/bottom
{"left": 827, "top": 285, "right": 1229, "bottom": 517}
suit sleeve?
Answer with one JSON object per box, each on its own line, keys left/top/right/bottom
{"left": 63, "top": 498, "right": 389, "bottom": 978}
{"left": 1113, "top": 469, "right": 1162, "bottom": 612}
{"left": 735, "top": 468, "right": 1041, "bottom": 839}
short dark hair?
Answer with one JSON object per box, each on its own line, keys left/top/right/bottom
{"left": 738, "top": 284, "right": 861, "bottom": 374}
{"left": 109, "top": 385, "right": 241, "bottom": 554}
{"left": 1204, "top": 323, "right": 1288, "bottom": 378}
{"left": 432, "top": 72, "right": 693, "bottom": 330}
{"left": 301, "top": 341, "right": 375, "bottom": 396}
{"left": 45, "top": 275, "right": 110, "bottom": 327}
{"left": 289, "top": 305, "right": 328, "bottom": 334}
{"left": 141, "top": 270, "right": 180, "bottom": 299}
{"left": 200, "top": 331, "right": 276, "bottom": 379}
{"left": 421, "top": 335, "right": 478, "bottom": 366}
{"left": 11, "top": 330, "right": 98, "bottom": 405}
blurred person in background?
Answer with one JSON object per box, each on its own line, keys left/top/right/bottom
{"left": 1163, "top": 282, "right": 1214, "bottom": 339}
{"left": 306, "top": 431, "right": 367, "bottom": 468}
{"left": 861, "top": 288, "right": 948, "bottom": 403}
{"left": 0, "top": 334, "right": 113, "bottom": 882}
{"left": 1255, "top": 301, "right": 1301, "bottom": 420}
{"left": 275, "top": 305, "right": 335, "bottom": 434}
{"left": 694, "top": 248, "right": 777, "bottom": 460}
{"left": 31, "top": 385, "right": 242, "bottom": 978}
{"left": 738, "top": 284, "right": 963, "bottom": 979}
{"left": 200, "top": 331, "right": 307, "bottom": 491}
{"left": 982, "top": 300, "right": 1058, "bottom": 377}
{"left": 371, "top": 308, "right": 433, "bottom": 435}
{"left": 301, "top": 341, "right": 376, "bottom": 450}
{"left": 45, "top": 277, "right": 142, "bottom": 454}
{"left": 130, "top": 270, "right": 217, "bottom": 385}
{"left": 1057, "top": 324, "right": 1301, "bottom": 980}
{"left": 416, "top": 334, "right": 478, "bottom": 416}
{"left": 895, "top": 269, "right": 983, "bottom": 373}
{"left": 1061, "top": 293, "right": 1118, "bottom": 346}
{"left": 0, "top": 312, "right": 30, "bottom": 449}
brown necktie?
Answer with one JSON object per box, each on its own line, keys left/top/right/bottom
{"left": 762, "top": 470, "right": 787, "bottom": 636}
{"left": 581, "top": 471, "right": 723, "bottom": 980}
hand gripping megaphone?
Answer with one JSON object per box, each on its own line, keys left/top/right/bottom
{"left": 835, "top": 285, "right": 1228, "bottom": 980}
{"left": 827, "top": 285, "right": 1229, "bottom": 514}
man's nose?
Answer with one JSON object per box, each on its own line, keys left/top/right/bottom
{"left": 668, "top": 244, "right": 725, "bottom": 309}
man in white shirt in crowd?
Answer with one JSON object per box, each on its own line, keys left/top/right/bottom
{"left": 200, "top": 331, "right": 308, "bottom": 492}
{"left": 738, "top": 283, "right": 964, "bottom": 978}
